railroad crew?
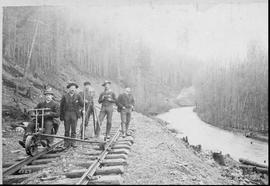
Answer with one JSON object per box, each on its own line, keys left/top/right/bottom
{"left": 19, "top": 88, "right": 60, "bottom": 148}
{"left": 96, "top": 80, "right": 117, "bottom": 140}
{"left": 79, "top": 81, "right": 96, "bottom": 139}
{"left": 117, "top": 87, "right": 135, "bottom": 137}
{"left": 60, "top": 82, "right": 84, "bottom": 148}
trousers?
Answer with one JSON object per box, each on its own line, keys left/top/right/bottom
{"left": 64, "top": 111, "right": 78, "bottom": 147}
{"left": 80, "top": 104, "right": 95, "bottom": 138}
{"left": 120, "top": 109, "right": 132, "bottom": 134}
{"left": 97, "top": 105, "right": 114, "bottom": 137}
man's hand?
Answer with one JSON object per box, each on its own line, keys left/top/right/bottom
{"left": 101, "top": 95, "right": 106, "bottom": 101}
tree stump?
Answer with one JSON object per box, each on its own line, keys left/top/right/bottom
{"left": 182, "top": 136, "right": 189, "bottom": 144}
{"left": 212, "top": 151, "right": 225, "bottom": 166}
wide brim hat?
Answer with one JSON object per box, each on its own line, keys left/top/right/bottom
{"left": 102, "top": 80, "right": 111, "bottom": 86}
{"left": 67, "top": 82, "right": 79, "bottom": 89}
{"left": 44, "top": 89, "right": 54, "bottom": 96}
{"left": 84, "top": 81, "right": 91, "bottom": 86}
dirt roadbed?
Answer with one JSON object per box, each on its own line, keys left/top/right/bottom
{"left": 122, "top": 112, "right": 268, "bottom": 185}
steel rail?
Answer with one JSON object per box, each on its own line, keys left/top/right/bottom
{"left": 76, "top": 127, "right": 121, "bottom": 185}
{"left": 3, "top": 140, "right": 63, "bottom": 177}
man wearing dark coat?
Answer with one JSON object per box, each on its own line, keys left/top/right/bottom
{"left": 117, "top": 87, "right": 135, "bottom": 137}
{"left": 19, "top": 88, "right": 60, "bottom": 148}
{"left": 97, "top": 80, "right": 117, "bottom": 140}
{"left": 60, "top": 82, "right": 84, "bottom": 148}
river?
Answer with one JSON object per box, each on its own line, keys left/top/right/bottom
{"left": 157, "top": 107, "right": 268, "bottom": 165}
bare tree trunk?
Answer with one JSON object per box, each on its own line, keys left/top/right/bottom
{"left": 24, "top": 20, "right": 39, "bottom": 78}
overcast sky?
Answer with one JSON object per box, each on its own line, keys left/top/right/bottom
{"left": 65, "top": 1, "right": 267, "bottom": 63}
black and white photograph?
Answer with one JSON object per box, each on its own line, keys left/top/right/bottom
{"left": 0, "top": 0, "right": 268, "bottom": 184}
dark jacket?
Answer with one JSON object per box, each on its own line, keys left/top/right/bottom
{"left": 60, "top": 93, "right": 84, "bottom": 121}
{"left": 35, "top": 100, "right": 60, "bottom": 125}
{"left": 117, "top": 93, "right": 135, "bottom": 111}
{"left": 98, "top": 90, "right": 116, "bottom": 107}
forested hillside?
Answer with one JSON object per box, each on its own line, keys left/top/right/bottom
{"left": 194, "top": 43, "right": 268, "bottom": 134}
{"left": 2, "top": 6, "right": 196, "bottom": 115}
{"left": 2, "top": 5, "right": 268, "bottom": 135}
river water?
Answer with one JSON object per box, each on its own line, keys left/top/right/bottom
{"left": 157, "top": 107, "right": 268, "bottom": 165}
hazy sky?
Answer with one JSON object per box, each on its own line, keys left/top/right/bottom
{"left": 66, "top": 1, "right": 268, "bottom": 62}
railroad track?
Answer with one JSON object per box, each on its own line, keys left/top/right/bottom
{"left": 3, "top": 108, "right": 135, "bottom": 185}
{"left": 3, "top": 140, "right": 65, "bottom": 184}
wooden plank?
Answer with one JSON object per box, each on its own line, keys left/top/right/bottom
{"left": 40, "top": 153, "right": 62, "bottom": 159}
{"left": 3, "top": 174, "right": 33, "bottom": 184}
{"left": 18, "top": 164, "right": 47, "bottom": 174}
{"left": 89, "top": 175, "right": 123, "bottom": 185}
{"left": 31, "top": 159, "right": 53, "bottom": 165}
{"left": 112, "top": 144, "right": 131, "bottom": 150}
{"left": 101, "top": 159, "right": 127, "bottom": 166}
{"left": 239, "top": 165, "right": 268, "bottom": 174}
{"left": 239, "top": 158, "right": 268, "bottom": 168}
{"left": 105, "top": 154, "right": 128, "bottom": 160}
{"left": 109, "top": 149, "right": 129, "bottom": 155}
{"left": 65, "top": 166, "right": 124, "bottom": 178}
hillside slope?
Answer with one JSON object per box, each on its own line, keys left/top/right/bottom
{"left": 2, "top": 55, "right": 179, "bottom": 127}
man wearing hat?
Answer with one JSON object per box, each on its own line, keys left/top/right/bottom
{"left": 19, "top": 88, "right": 60, "bottom": 148}
{"left": 117, "top": 86, "right": 135, "bottom": 137}
{"left": 97, "top": 80, "right": 117, "bottom": 140}
{"left": 79, "top": 81, "right": 95, "bottom": 139}
{"left": 60, "top": 82, "right": 84, "bottom": 148}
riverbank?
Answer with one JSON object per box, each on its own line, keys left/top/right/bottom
{"left": 195, "top": 108, "right": 268, "bottom": 143}
{"left": 122, "top": 112, "right": 268, "bottom": 184}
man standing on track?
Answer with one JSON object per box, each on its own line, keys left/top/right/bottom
{"left": 79, "top": 81, "right": 95, "bottom": 139}
{"left": 60, "top": 82, "right": 84, "bottom": 148}
{"left": 97, "top": 80, "right": 117, "bottom": 141}
{"left": 117, "top": 87, "right": 135, "bottom": 137}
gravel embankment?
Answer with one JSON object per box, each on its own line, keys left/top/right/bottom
{"left": 122, "top": 112, "right": 268, "bottom": 185}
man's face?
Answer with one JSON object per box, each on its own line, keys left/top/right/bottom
{"left": 125, "top": 87, "right": 131, "bottom": 94}
{"left": 104, "top": 83, "right": 110, "bottom": 90}
{"left": 85, "top": 85, "right": 91, "bottom": 91}
{"left": 68, "top": 85, "right": 77, "bottom": 94}
{"left": 45, "top": 94, "right": 53, "bottom": 102}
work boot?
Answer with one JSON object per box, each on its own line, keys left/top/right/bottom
{"left": 40, "top": 140, "right": 47, "bottom": 147}
{"left": 126, "top": 131, "right": 132, "bottom": 136}
{"left": 46, "top": 140, "right": 51, "bottom": 148}
{"left": 19, "top": 140, "right": 25, "bottom": 148}
{"left": 55, "top": 146, "right": 66, "bottom": 152}
{"left": 64, "top": 140, "right": 70, "bottom": 148}
{"left": 71, "top": 143, "right": 77, "bottom": 148}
